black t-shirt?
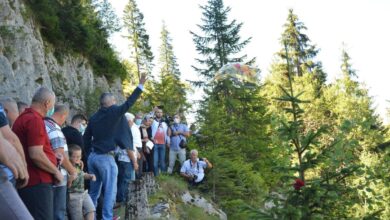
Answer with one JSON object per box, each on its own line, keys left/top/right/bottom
{"left": 62, "top": 126, "right": 84, "bottom": 149}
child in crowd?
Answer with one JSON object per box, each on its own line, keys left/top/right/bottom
{"left": 67, "top": 144, "right": 96, "bottom": 220}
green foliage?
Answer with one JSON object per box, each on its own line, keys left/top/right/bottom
{"left": 277, "top": 9, "right": 326, "bottom": 89}
{"left": 152, "top": 23, "right": 190, "bottom": 116}
{"left": 123, "top": 0, "right": 154, "bottom": 79}
{"left": 258, "top": 41, "right": 388, "bottom": 219}
{"left": 176, "top": 204, "right": 220, "bottom": 220}
{"left": 190, "top": 0, "right": 256, "bottom": 87}
{"left": 84, "top": 87, "right": 102, "bottom": 117}
{"left": 25, "top": 0, "right": 126, "bottom": 80}
{"left": 192, "top": 77, "right": 278, "bottom": 217}
{"left": 93, "top": 0, "right": 121, "bottom": 34}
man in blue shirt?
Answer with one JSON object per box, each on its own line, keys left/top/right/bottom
{"left": 167, "top": 114, "right": 190, "bottom": 174}
{"left": 84, "top": 74, "right": 146, "bottom": 220}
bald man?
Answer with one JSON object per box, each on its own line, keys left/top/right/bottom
{"left": 13, "top": 87, "right": 63, "bottom": 220}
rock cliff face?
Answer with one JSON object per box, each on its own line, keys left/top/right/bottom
{"left": 0, "top": 0, "right": 124, "bottom": 115}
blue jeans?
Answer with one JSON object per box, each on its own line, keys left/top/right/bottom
{"left": 153, "top": 144, "right": 166, "bottom": 176}
{"left": 116, "top": 161, "right": 135, "bottom": 203}
{"left": 88, "top": 152, "right": 118, "bottom": 220}
{"left": 53, "top": 185, "right": 67, "bottom": 220}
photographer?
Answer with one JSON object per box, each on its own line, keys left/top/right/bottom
{"left": 150, "top": 107, "right": 170, "bottom": 176}
{"left": 180, "top": 149, "right": 212, "bottom": 186}
{"left": 167, "top": 114, "right": 190, "bottom": 174}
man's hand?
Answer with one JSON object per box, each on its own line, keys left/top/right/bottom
{"left": 16, "top": 173, "right": 29, "bottom": 188}
{"left": 54, "top": 170, "right": 64, "bottom": 185}
{"left": 89, "top": 174, "right": 96, "bottom": 181}
{"left": 0, "top": 140, "right": 29, "bottom": 187}
{"left": 140, "top": 73, "right": 147, "bottom": 85}
{"left": 67, "top": 172, "right": 77, "bottom": 186}
{"left": 80, "top": 160, "right": 84, "bottom": 171}
{"left": 133, "top": 162, "right": 139, "bottom": 172}
{"left": 55, "top": 152, "right": 64, "bottom": 165}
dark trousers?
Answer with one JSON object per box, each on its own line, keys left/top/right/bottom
{"left": 144, "top": 148, "right": 154, "bottom": 173}
{"left": 18, "top": 183, "right": 54, "bottom": 220}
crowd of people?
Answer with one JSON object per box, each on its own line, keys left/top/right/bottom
{"left": 0, "top": 74, "right": 212, "bottom": 220}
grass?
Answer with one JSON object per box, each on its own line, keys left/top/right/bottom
{"left": 118, "top": 174, "right": 222, "bottom": 219}
{"left": 176, "top": 203, "right": 220, "bottom": 220}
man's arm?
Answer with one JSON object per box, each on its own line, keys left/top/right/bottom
{"left": 126, "top": 149, "right": 138, "bottom": 171}
{"left": 0, "top": 132, "right": 28, "bottom": 187}
{"left": 0, "top": 125, "right": 26, "bottom": 162}
{"left": 203, "top": 158, "right": 213, "bottom": 169}
{"left": 180, "top": 161, "right": 193, "bottom": 180}
{"left": 83, "top": 124, "right": 92, "bottom": 157}
{"left": 113, "top": 74, "right": 146, "bottom": 116}
{"left": 54, "top": 148, "right": 77, "bottom": 180}
{"left": 183, "top": 125, "right": 191, "bottom": 138}
{"left": 172, "top": 125, "right": 190, "bottom": 138}
{"left": 28, "top": 146, "right": 63, "bottom": 183}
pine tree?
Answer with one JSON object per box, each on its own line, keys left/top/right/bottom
{"left": 93, "top": 0, "right": 121, "bottom": 34}
{"left": 192, "top": 70, "right": 278, "bottom": 218}
{"left": 320, "top": 48, "right": 389, "bottom": 218}
{"left": 190, "top": 0, "right": 255, "bottom": 86}
{"left": 277, "top": 9, "right": 326, "bottom": 86}
{"left": 259, "top": 44, "right": 375, "bottom": 219}
{"left": 340, "top": 45, "right": 356, "bottom": 78}
{"left": 152, "top": 23, "right": 189, "bottom": 116}
{"left": 123, "top": 0, "right": 154, "bottom": 79}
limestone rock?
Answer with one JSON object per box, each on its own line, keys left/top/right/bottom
{"left": 0, "top": 0, "right": 125, "bottom": 116}
{"left": 181, "top": 191, "right": 227, "bottom": 220}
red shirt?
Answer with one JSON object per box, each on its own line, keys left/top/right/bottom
{"left": 12, "top": 108, "right": 57, "bottom": 186}
{"left": 154, "top": 127, "right": 165, "bottom": 144}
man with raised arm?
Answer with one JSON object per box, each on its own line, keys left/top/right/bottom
{"left": 84, "top": 74, "right": 146, "bottom": 220}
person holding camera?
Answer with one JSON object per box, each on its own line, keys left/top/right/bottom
{"left": 180, "top": 149, "right": 212, "bottom": 186}
{"left": 167, "top": 114, "right": 190, "bottom": 174}
{"left": 151, "top": 107, "right": 170, "bottom": 176}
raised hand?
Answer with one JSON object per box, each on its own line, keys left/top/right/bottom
{"left": 140, "top": 73, "right": 147, "bottom": 85}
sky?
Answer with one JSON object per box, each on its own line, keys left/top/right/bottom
{"left": 109, "top": 0, "right": 390, "bottom": 124}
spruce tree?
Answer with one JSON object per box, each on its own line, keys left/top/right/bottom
{"left": 153, "top": 23, "right": 189, "bottom": 116}
{"left": 93, "top": 0, "right": 121, "bottom": 34}
{"left": 259, "top": 44, "right": 376, "bottom": 219}
{"left": 319, "top": 48, "right": 389, "bottom": 218}
{"left": 340, "top": 45, "right": 356, "bottom": 78}
{"left": 123, "top": 0, "right": 154, "bottom": 79}
{"left": 193, "top": 69, "right": 278, "bottom": 218}
{"left": 190, "top": 0, "right": 255, "bottom": 86}
{"left": 277, "top": 9, "right": 326, "bottom": 86}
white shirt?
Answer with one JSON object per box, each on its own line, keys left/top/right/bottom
{"left": 118, "top": 124, "right": 141, "bottom": 162}
{"left": 180, "top": 159, "right": 207, "bottom": 183}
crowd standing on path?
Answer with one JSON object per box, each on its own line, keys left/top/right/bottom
{"left": 0, "top": 73, "right": 212, "bottom": 220}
